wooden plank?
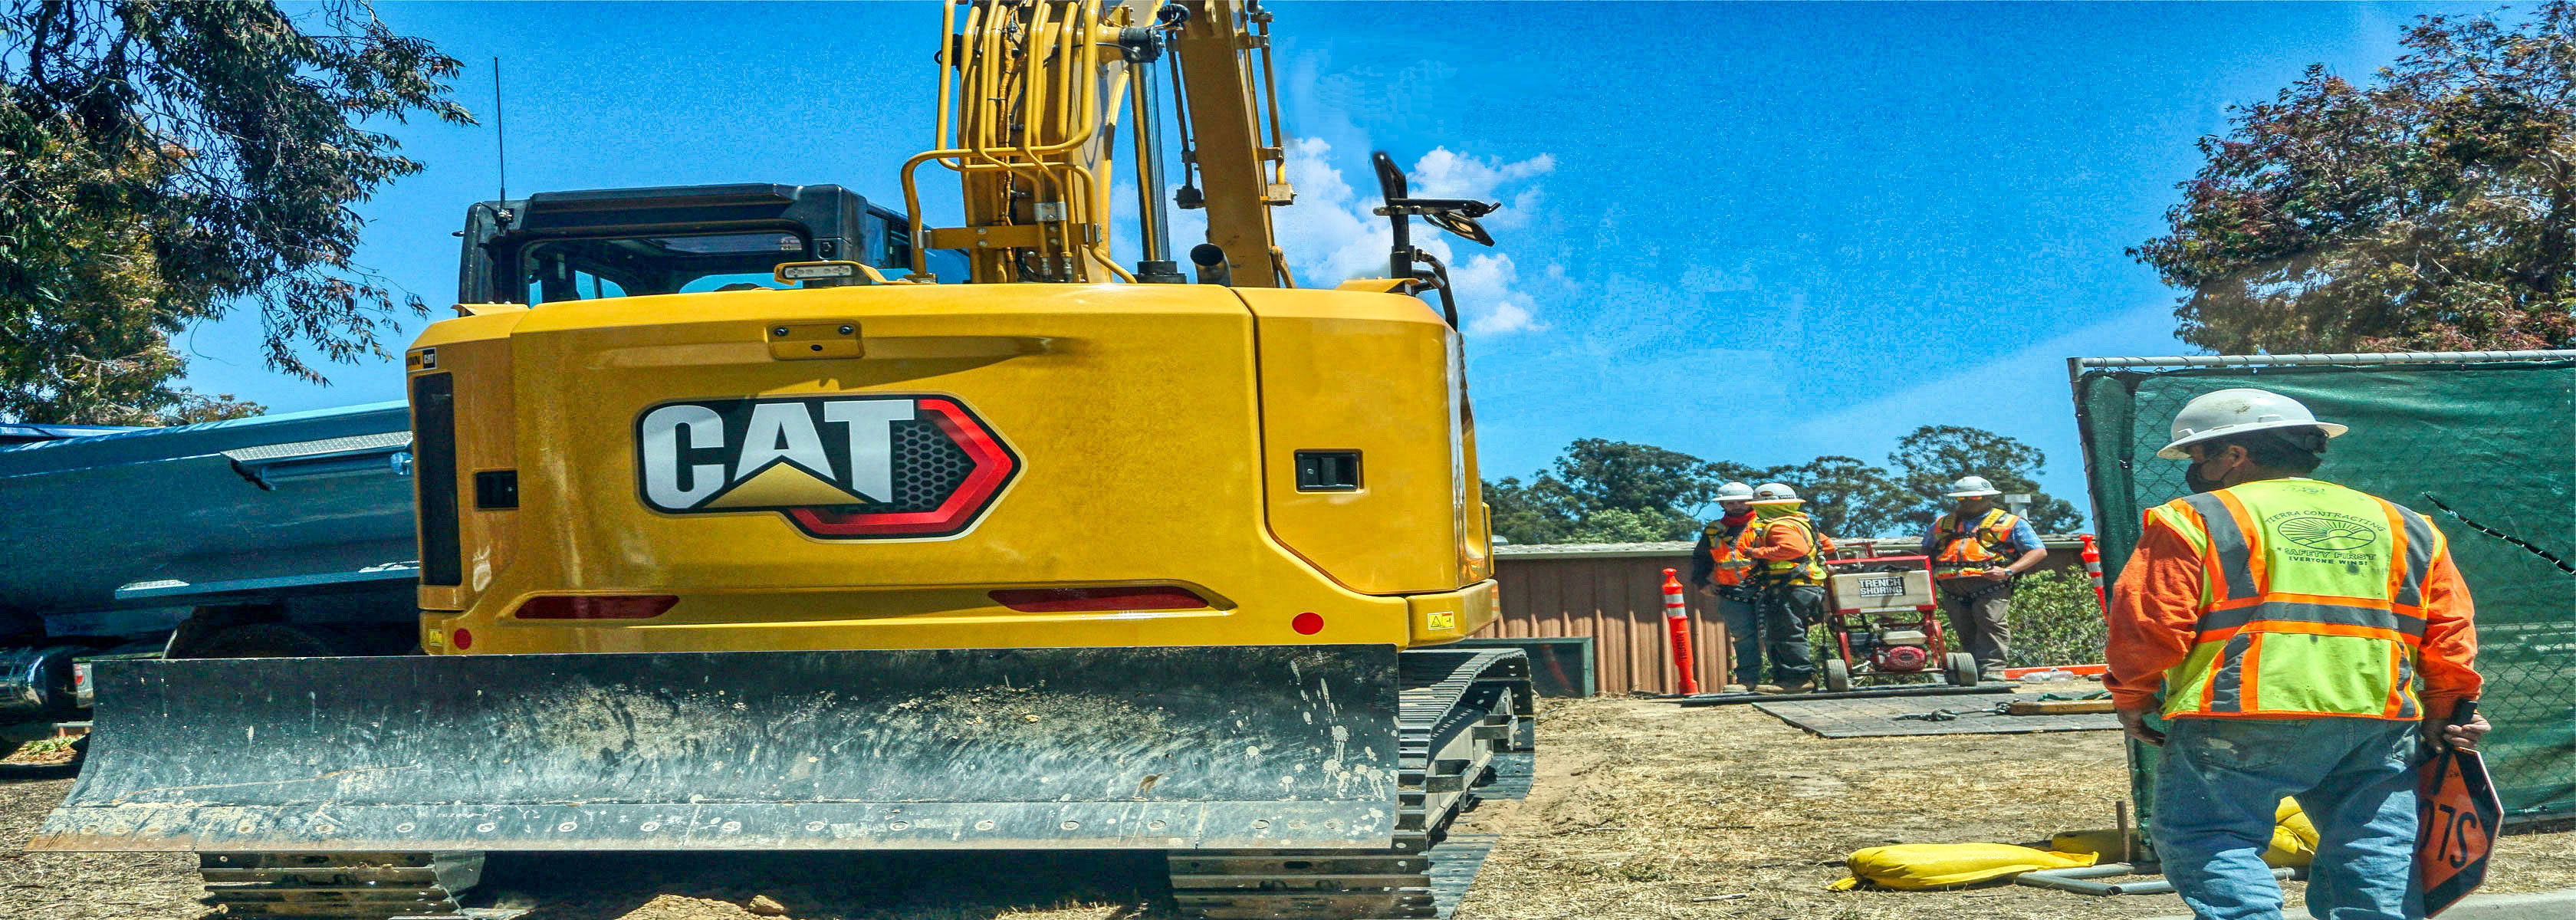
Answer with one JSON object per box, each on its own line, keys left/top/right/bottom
{"left": 2008, "top": 699, "right": 2117, "bottom": 715}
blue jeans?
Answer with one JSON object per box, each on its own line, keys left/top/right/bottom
{"left": 2153, "top": 717, "right": 2424, "bottom": 920}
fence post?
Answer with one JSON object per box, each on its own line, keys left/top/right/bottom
{"left": 1661, "top": 568, "right": 1699, "bottom": 695}
{"left": 2079, "top": 534, "right": 2108, "bottom": 613}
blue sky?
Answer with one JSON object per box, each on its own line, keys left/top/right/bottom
{"left": 181, "top": 2, "right": 2450, "bottom": 525}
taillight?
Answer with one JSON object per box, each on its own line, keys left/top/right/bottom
{"left": 513, "top": 595, "right": 679, "bottom": 619}
{"left": 988, "top": 587, "right": 1210, "bottom": 613}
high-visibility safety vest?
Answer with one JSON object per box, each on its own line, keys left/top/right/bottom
{"left": 1749, "top": 513, "right": 1831, "bottom": 587}
{"left": 2146, "top": 478, "right": 2443, "bottom": 721}
{"left": 1930, "top": 507, "right": 2026, "bottom": 580}
{"left": 1704, "top": 522, "right": 1757, "bottom": 586}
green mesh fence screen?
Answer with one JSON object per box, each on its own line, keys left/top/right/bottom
{"left": 2072, "top": 353, "right": 2576, "bottom": 824}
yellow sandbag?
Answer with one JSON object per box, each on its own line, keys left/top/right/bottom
{"left": 2266, "top": 797, "right": 2318, "bottom": 869}
{"left": 2048, "top": 828, "right": 2124, "bottom": 857}
{"left": 2045, "top": 798, "right": 2315, "bottom": 868}
{"left": 1826, "top": 843, "right": 2098, "bottom": 891}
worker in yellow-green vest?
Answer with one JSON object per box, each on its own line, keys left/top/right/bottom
{"left": 1921, "top": 475, "right": 2049, "bottom": 677}
{"left": 1738, "top": 482, "right": 1831, "bottom": 693}
{"left": 2106, "top": 388, "right": 2488, "bottom": 920}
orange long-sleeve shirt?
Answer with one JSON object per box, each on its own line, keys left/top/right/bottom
{"left": 1743, "top": 516, "right": 1818, "bottom": 561}
{"left": 2104, "top": 503, "right": 2482, "bottom": 718}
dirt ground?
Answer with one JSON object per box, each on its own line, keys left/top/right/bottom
{"left": 5, "top": 696, "right": 2573, "bottom": 920}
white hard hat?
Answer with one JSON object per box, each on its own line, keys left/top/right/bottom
{"left": 1715, "top": 481, "right": 1756, "bottom": 504}
{"left": 1944, "top": 475, "right": 2003, "bottom": 498}
{"left": 1748, "top": 482, "right": 1802, "bottom": 505}
{"left": 2157, "top": 387, "right": 2349, "bottom": 459}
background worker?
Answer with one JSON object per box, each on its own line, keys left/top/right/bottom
{"left": 1688, "top": 481, "right": 1761, "bottom": 692}
{"left": 1922, "top": 475, "right": 2048, "bottom": 676}
{"left": 1739, "top": 482, "right": 1829, "bottom": 693}
{"left": 2106, "top": 388, "right": 2488, "bottom": 920}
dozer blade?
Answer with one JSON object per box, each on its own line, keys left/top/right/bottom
{"left": 31, "top": 646, "right": 1402, "bottom": 853}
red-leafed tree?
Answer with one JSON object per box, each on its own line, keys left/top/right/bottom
{"left": 2134, "top": 4, "right": 2576, "bottom": 353}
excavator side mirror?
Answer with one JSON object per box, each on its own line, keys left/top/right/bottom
{"left": 1368, "top": 149, "right": 1499, "bottom": 326}
{"left": 1428, "top": 211, "right": 1493, "bottom": 247}
{"left": 1373, "top": 151, "right": 1496, "bottom": 246}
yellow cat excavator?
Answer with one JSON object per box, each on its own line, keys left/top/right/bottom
{"left": 33, "top": 2, "right": 1530, "bottom": 918}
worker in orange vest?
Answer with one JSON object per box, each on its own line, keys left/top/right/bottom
{"left": 1921, "top": 475, "right": 2049, "bottom": 677}
{"left": 1688, "top": 481, "right": 1763, "bottom": 692}
{"left": 1737, "top": 482, "right": 1830, "bottom": 693}
{"left": 2106, "top": 388, "right": 2487, "bottom": 920}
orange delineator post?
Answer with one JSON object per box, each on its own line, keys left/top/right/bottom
{"left": 2079, "top": 534, "right": 2108, "bottom": 613}
{"left": 1661, "top": 567, "right": 1699, "bottom": 695}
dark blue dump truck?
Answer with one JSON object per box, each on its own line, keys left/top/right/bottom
{"left": 0, "top": 403, "right": 421, "bottom": 757}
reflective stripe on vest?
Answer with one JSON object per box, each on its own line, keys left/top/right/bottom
{"left": 1707, "top": 524, "right": 1757, "bottom": 586}
{"left": 1751, "top": 514, "right": 1829, "bottom": 586}
{"left": 2147, "top": 478, "right": 2442, "bottom": 721}
{"left": 1931, "top": 508, "right": 2022, "bottom": 579}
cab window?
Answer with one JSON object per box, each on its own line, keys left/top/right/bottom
{"left": 519, "top": 232, "right": 808, "bottom": 304}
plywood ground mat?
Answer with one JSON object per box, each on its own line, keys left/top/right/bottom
{"left": 1754, "top": 692, "right": 2122, "bottom": 738}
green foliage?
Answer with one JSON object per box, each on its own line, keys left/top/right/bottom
{"left": 1888, "top": 425, "right": 2085, "bottom": 533}
{"left": 1484, "top": 474, "right": 1581, "bottom": 545}
{"left": 0, "top": 0, "right": 469, "bottom": 424}
{"left": 2002, "top": 568, "right": 2109, "bottom": 669}
{"left": 1484, "top": 426, "right": 2088, "bottom": 545}
{"left": 1563, "top": 508, "right": 1690, "bottom": 544}
{"left": 2134, "top": 4, "right": 2576, "bottom": 353}
{"left": 1771, "top": 454, "right": 1914, "bottom": 539}
{"left": 15, "top": 736, "right": 75, "bottom": 756}
{"left": 1484, "top": 439, "right": 1739, "bottom": 544}
{"left": 1547, "top": 438, "right": 1733, "bottom": 517}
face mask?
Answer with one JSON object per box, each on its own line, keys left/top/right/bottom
{"left": 2186, "top": 453, "right": 2232, "bottom": 494}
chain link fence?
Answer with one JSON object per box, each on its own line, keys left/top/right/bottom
{"left": 2073, "top": 351, "right": 2576, "bottom": 823}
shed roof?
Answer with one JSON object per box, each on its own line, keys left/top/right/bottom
{"left": 1491, "top": 534, "right": 2093, "bottom": 561}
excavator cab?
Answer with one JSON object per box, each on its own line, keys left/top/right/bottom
{"left": 455, "top": 183, "right": 968, "bottom": 305}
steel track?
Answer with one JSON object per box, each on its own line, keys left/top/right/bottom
{"left": 1168, "top": 648, "right": 1537, "bottom": 920}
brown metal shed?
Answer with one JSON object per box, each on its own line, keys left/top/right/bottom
{"left": 1484, "top": 542, "right": 1723, "bottom": 697}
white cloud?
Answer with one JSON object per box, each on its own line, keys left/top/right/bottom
{"left": 1451, "top": 252, "right": 1540, "bottom": 334}
{"left": 1408, "top": 149, "right": 1556, "bottom": 232}
{"left": 1270, "top": 139, "right": 1557, "bottom": 334}
{"left": 1111, "top": 137, "right": 1556, "bottom": 334}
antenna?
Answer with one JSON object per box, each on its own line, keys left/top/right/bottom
{"left": 493, "top": 57, "right": 507, "bottom": 202}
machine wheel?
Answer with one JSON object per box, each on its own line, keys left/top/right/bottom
{"left": 1945, "top": 652, "right": 1980, "bottom": 687}
{"left": 1822, "top": 659, "right": 1852, "bottom": 693}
